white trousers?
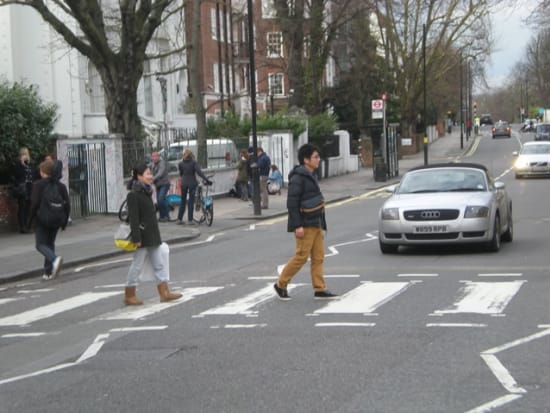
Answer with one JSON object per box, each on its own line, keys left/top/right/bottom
{"left": 126, "top": 246, "right": 168, "bottom": 286}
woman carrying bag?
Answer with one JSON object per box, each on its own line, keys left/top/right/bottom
{"left": 124, "top": 163, "right": 182, "bottom": 305}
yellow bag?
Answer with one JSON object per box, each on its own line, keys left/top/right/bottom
{"left": 114, "top": 223, "right": 138, "bottom": 252}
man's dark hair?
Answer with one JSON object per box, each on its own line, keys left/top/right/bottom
{"left": 298, "top": 143, "right": 320, "bottom": 165}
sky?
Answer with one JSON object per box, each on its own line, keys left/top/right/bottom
{"left": 485, "top": 1, "right": 535, "bottom": 89}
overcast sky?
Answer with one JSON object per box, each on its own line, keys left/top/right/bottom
{"left": 485, "top": 1, "right": 535, "bottom": 88}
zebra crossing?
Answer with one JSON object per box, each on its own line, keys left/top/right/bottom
{"left": 0, "top": 274, "right": 532, "bottom": 333}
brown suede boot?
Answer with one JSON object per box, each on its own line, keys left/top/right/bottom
{"left": 157, "top": 282, "right": 182, "bottom": 302}
{"left": 124, "top": 286, "right": 143, "bottom": 305}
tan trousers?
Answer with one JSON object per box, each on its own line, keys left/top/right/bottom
{"left": 260, "top": 175, "right": 269, "bottom": 208}
{"left": 277, "top": 227, "right": 326, "bottom": 291}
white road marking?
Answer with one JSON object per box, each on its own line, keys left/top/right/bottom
{"left": 101, "top": 287, "right": 223, "bottom": 320}
{"left": 0, "top": 297, "right": 22, "bottom": 306}
{"left": 426, "top": 323, "right": 487, "bottom": 328}
{"left": 109, "top": 326, "right": 167, "bottom": 332}
{"left": 74, "top": 257, "right": 131, "bottom": 273}
{"left": 464, "top": 394, "right": 523, "bottom": 413}
{"left": 0, "top": 292, "right": 120, "bottom": 326}
{"left": 2, "top": 332, "right": 47, "bottom": 338}
{"left": 315, "top": 322, "right": 376, "bottom": 327}
{"left": 76, "top": 333, "right": 109, "bottom": 363}
{"left": 478, "top": 273, "right": 522, "bottom": 277}
{"left": 18, "top": 289, "right": 54, "bottom": 294}
{"left": 199, "top": 283, "right": 303, "bottom": 316}
{"left": 222, "top": 324, "right": 267, "bottom": 329}
{"left": 315, "top": 281, "right": 415, "bottom": 314}
{"left": 95, "top": 284, "right": 126, "bottom": 289}
{"left": 324, "top": 234, "right": 378, "bottom": 258}
{"left": 481, "top": 354, "right": 526, "bottom": 394}
{"left": 432, "top": 281, "right": 525, "bottom": 315}
{"left": 171, "top": 234, "right": 217, "bottom": 249}
{"left": 248, "top": 276, "right": 277, "bottom": 280}
{"left": 398, "top": 273, "right": 438, "bottom": 277}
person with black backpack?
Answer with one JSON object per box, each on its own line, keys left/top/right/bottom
{"left": 28, "top": 159, "right": 70, "bottom": 280}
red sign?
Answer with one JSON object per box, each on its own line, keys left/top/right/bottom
{"left": 372, "top": 99, "right": 384, "bottom": 110}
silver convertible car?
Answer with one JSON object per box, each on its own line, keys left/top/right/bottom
{"left": 378, "top": 163, "right": 513, "bottom": 254}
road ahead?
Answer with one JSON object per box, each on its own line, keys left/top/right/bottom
{"left": 1, "top": 126, "right": 549, "bottom": 413}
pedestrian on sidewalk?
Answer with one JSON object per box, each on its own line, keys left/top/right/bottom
{"left": 124, "top": 163, "right": 182, "bottom": 305}
{"left": 28, "top": 159, "right": 70, "bottom": 280}
{"left": 176, "top": 149, "right": 211, "bottom": 225}
{"left": 236, "top": 149, "right": 249, "bottom": 201}
{"left": 257, "top": 147, "right": 271, "bottom": 209}
{"left": 12, "top": 147, "right": 38, "bottom": 233}
{"left": 274, "top": 143, "right": 338, "bottom": 301}
{"left": 268, "top": 164, "right": 282, "bottom": 195}
{"left": 151, "top": 151, "right": 171, "bottom": 222}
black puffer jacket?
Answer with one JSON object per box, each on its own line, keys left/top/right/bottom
{"left": 286, "top": 165, "right": 326, "bottom": 232}
{"left": 127, "top": 182, "right": 162, "bottom": 247}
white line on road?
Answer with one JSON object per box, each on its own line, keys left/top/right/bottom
{"left": 397, "top": 273, "right": 438, "bottom": 277}
{"left": 426, "top": 323, "right": 487, "bottom": 328}
{"left": 222, "top": 324, "right": 267, "bottom": 329}
{"left": 1, "top": 332, "right": 48, "bottom": 338}
{"left": 74, "top": 257, "right": 131, "bottom": 273}
{"left": 109, "top": 326, "right": 167, "bottom": 332}
{"left": 18, "top": 289, "right": 54, "bottom": 294}
{"left": 0, "top": 291, "right": 120, "bottom": 326}
{"left": 315, "top": 322, "right": 376, "bottom": 327}
{"left": 478, "top": 273, "right": 522, "bottom": 277}
{"left": 464, "top": 394, "right": 523, "bottom": 413}
{"left": 0, "top": 297, "right": 22, "bottom": 306}
{"left": 481, "top": 354, "right": 526, "bottom": 394}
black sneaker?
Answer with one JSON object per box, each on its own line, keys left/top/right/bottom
{"left": 314, "top": 290, "right": 338, "bottom": 300}
{"left": 273, "top": 283, "right": 291, "bottom": 301}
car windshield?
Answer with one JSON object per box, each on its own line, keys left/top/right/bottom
{"left": 398, "top": 169, "right": 487, "bottom": 194}
{"left": 495, "top": 121, "right": 508, "bottom": 127}
{"left": 536, "top": 124, "right": 550, "bottom": 133}
{"left": 521, "top": 144, "right": 550, "bottom": 154}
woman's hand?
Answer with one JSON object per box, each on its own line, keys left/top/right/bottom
{"left": 135, "top": 242, "right": 142, "bottom": 248}
{"left": 294, "top": 227, "right": 304, "bottom": 238}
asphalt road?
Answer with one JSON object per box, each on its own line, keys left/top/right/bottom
{"left": 0, "top": 126, "right": 549, "bottom": 413}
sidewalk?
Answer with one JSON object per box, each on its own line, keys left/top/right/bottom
{"left": 0, "top": 129, "right": 473, "bottom": 284}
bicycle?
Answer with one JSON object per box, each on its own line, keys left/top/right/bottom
{"left": 118, "top": 193, "right": 180, "bottom": 222}
{"left": 194, "top": 175, "right": 214, "bottom": 226}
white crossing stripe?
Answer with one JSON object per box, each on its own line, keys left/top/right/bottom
{"left": 101, "top": 287, "right": 223, "bottom": 320}
{"left": 315, "top": 282, "right": 414, "bottom": 314}
{"left": 0, "top": 297, "right": 21, "bottom": 306}
{"left": 0, "top": 292, "right": 120, "bottom": 326}
{"left": 433, "top": 281, "right": 526, "bottom": 315}
{"left": 200, "top": 283, "right": 303, "bottom": 316}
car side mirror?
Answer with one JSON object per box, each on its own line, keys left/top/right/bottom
{"left": 512, "top": 151, "right": 518, "bottom": 157}
{"left": 494, "top": 181, "right": 505, "bottom": 190}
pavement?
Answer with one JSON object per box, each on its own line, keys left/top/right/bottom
{"left": 0, "top": 128, "right": 476, "bottom": 284}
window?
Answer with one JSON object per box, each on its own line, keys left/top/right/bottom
{"left": 303, "top": 35, "right": 310, "bottom": 58}
{"left": 143, "top": 61, "right": 154, "bottom": 117}
{"left": 267, "top": 32, "right": 283, "bottom": 58}
{"left": 268, "top": 73, "right": 284, "bottom": 96}
{"left": 87, "top": 61, "right": 105, "bottom": 113}
{"left": 213, "top": 63, "right": 233, "bottom": 94}
{"left": 210, "top": 7, "right": 229, "bottom": 42}
{"left": 262, "top": 0, "right": 276, "bottom": 18}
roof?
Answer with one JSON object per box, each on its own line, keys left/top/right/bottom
{"left": 409, "top": 162, "right": 489, "bottom": 173}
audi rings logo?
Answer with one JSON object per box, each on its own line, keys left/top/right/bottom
{"left": 421, "top": 210, "right": 440, "bottom": 219}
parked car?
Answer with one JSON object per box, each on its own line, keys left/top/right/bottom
{"left": 480, "top": 114, "right": 493, "bottom": 126}
{"left": 378, "top": 163, "right": 513, "bottom": 254}
{"left": 513, "top": 141, "right": 550, "bottom": 178}
{"left": 534, "top": 123, "right": 550, "bottom": 141}
{"left": 161, "top": 138, "right": 239, "bottom": 172}
{"left": 492, "top": 121, "right": 511, "bottom": 138}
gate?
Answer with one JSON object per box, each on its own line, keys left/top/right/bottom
{"left": 67, "top": 143, "right": 108, "bottom": 218}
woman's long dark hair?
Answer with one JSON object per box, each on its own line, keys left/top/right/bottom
{"left": 127, "top": 163, "right": 149, "bottom": 190}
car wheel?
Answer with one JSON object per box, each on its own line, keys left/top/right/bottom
{"left": 487, "top": 215, "right": 501, "bottom": 252}
{"left": 502, "top": 207, "right": 513, "bottom": 242}
{"left": 379, "top": 240, "right": 398, "bottom": 254}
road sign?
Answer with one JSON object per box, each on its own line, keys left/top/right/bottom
{"left": 372, "top": 99, "right": 384, "bottom": 110}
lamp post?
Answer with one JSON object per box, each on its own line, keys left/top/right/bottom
{"left": 459, "top": 53, "right": 463, "bottom": 150}
{"left": 247, "top": 0, "right": 260, "bottom": 215}
{"left": 422, "top": 23, "right": 428, "bottom": 165}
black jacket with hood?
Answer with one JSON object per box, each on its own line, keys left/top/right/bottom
{"left": 127, "top": 182, "right": 162, "bottom": 247}
{"left": 286, "top": 165, "right": 326, "bottom": 232}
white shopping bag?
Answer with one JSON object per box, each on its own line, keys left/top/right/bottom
{"left": 139, "top": 242, "right": 170, "bottom": 282}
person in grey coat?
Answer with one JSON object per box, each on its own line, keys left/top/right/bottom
{"left": 151, "top": 151, "right": 171, "bottom": 222}
{"left": 176, "top": 149, "right": 212, "bottom": 225}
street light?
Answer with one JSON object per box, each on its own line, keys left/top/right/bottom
{"left": 423, "top": 23, "right": 428, "bottom": 165}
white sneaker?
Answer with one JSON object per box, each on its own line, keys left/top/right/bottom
{"left": 42, "top": 274, "right": 52, "bottom": 281}
{"left": 51, "top": 256, "right": 63, "bottom": 278}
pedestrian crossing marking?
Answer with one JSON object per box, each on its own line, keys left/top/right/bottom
{"left": 314, "top": 282, "right": 415, "bottom": 314}
{"left": 101, "top": 287, "right": 223, "bottom": 320}
{"left": 433, "top": 281, "right": 526, "bottom": 315}
{"left": 0, "top": 292, "right": 120, "bottom": 327}
{"left": 0, "top": 297, "right": 21, "bottom": 306}
{"left": 199, "top": 283, "right": 303, "bottom": 316}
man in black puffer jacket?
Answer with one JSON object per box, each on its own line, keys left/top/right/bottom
{"left": 274, "top": 144, "right": 338, "bottom": 301}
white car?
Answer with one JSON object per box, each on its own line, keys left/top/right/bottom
{"left": 378, "top": 163, "right": 513, "bottom": 254}
{"left": 513, "top": 141, "right": 550, "bottom": 178}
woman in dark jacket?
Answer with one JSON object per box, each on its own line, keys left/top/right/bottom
{"left": 29, "top": 159, "right": 70, "bottom": 280}
{"left": 176, "top": 149, "right": 211, "bottom": 225}
{"left": 124, "top": 163, "right": 182, "bottom": 305}
{"left": 13, "top": 147, "right": 38, "bottom": 233}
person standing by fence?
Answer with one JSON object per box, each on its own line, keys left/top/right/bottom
{"left": 151, "top": 151, "right": 171, "bottom": 222}
{"left": 236, "top": 149, "right": 249, "bottom": 201}
{"left": 12, "top": 147, "right": 38, "bottom": 233}
{"left": 176, "top": 149, "right": 211, "bottom": 225}
{"left": 257, "top": 147, "right": 271, "bottom": 209}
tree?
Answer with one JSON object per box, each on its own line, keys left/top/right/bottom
{"left": 0, "top": 0, "right": 185, "bottom": 139}
{"left": 374, "top": 0, "right": 496, "bottom": 138}
{"left": 0, "top": 79, "right": 58, "bottom": 182}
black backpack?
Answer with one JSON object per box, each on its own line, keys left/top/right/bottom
{"left": 38, "top": 181, "right": 67, "bottom": 229}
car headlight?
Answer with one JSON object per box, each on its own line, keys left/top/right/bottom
{"left": 381, "top": 207, "right": 399, "bottom": 220}
{"left": 464, "top": 206, "right": 489, "bottom": 218}
{"left": 514, "top": 159, "right": 528, "bottom": 169}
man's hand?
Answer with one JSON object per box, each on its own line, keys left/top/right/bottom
{"left": 295, "top": 227, "right": 305, "bottom": 238}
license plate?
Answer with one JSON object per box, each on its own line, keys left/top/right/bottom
{"left": 414, "top": 225, "right": 447, "bottom": 233}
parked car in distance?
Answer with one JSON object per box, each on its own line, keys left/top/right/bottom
{"left": 513, "top": 141, "right": 550, "bottom": 178}
{"left": 378, "top": 163, "right": 513, "bottom": 254}
{"left": 492, "top": 121, "right": 511, "bottom": 138}
{"left": 534, "top": 123, "right": 550, "bottom": 141}
{"left": 480, "top": 114, "right": 493, "bottom": 126}
{"left": 160, "top": 138, "right": 239, "bottom": 172}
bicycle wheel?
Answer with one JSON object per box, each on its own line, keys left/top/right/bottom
{"left": 205, "top": 205, "right": 213, "bottom": 226}
{"left": 118, "top": 199, "right": 128, "bottom": 222}
{"left": 195, "top": 205, "right": 207, "bottom": 224}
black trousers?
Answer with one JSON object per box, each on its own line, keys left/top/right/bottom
{"left": 35, "top": 224, "right": 59, "bottom": 275}
{"left": 17, "top": 197, "right": 30, "bottom": 232}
